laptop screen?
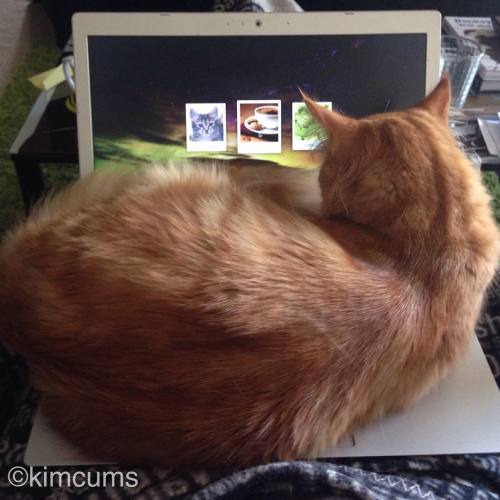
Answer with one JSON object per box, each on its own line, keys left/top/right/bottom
{"left": 88, "top": 34, "right": 427, "bottom": 170}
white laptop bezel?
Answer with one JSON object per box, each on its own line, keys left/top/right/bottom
{"left": 72, "top": 11, "right": 441, "bottom": 177}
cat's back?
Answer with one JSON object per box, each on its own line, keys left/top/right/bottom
{"left": 1, "top": 164, "right": 369, "bottom": 350}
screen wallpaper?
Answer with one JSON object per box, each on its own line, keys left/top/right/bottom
{"left": 89, "top": 34, "right": 426, "bottom": 170}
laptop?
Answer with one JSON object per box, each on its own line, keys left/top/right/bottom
{"left": 24, "top": 11, "right": 500, "bottom": 465}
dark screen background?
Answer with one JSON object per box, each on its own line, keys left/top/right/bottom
{"left": 88, "top": 34, "right": 427, "bottom": 168}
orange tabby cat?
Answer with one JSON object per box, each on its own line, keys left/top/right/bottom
{"left": 1, "top": 77, "right": 498, "bottom": 467}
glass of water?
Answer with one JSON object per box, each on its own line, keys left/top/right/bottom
{"left": 440, "top": 35, "right": 484, "bottom": 108}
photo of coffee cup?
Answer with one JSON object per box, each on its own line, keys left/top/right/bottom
{"left": 237, "top": 100, "right": 281, "bottom": 154}
{"left": 254, "top": 105, "right": 279, "bottom": 129}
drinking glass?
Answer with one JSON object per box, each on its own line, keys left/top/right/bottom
{"left": 440, "top": 35, "right": 484, "bottom": 108}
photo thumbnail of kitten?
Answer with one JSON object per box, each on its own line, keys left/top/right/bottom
{"left": 292, "top": 101, "right": 332, "bottom": 151}
{"left": 185, "top": 103, "right": 227, "bottom": 152}
{"left": 237, "top": 100, "right": 282, "bottom": 154}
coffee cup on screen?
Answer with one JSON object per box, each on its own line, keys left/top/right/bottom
{"left": 254, "top": 105, "right": 279, "bottom": 129}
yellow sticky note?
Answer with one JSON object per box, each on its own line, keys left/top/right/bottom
{"left": 28, "top": 64, "right": 71, "bottom": 91}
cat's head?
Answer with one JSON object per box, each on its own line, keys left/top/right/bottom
{"left": 190, "top": 107, "right": 221, "bottom": 140}
{"left": 303, "top": 77, "right": 460, "bottom": 233}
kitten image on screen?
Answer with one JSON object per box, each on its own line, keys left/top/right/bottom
{"left": 190, "top": 107, "right": 223, "bottom": 142}
{"left": 186, "top": 103, "right": 226, "bottom": 152}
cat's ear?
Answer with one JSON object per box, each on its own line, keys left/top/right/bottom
{"left": 190, "top": 108, "right": 199, "bottom": 120}
{"left": 299, "top": 88, "right": 352, "bottom": 137}
{"left": 208, "top": 107, "right": 219, "bottom": 120}
{"left": 417, "top": 75, "right": 451, "bottom": 122}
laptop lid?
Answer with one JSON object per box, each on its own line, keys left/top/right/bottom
{"left": 72, "top": 11, "right": 442, "bottom": 176}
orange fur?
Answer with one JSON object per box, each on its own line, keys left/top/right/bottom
{"left": 1, "top": 77, "right": 498, "bottom": 467}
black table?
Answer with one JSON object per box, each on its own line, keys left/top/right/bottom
{"left": 9, "top": 85, "right": 78, "bottom": 212}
